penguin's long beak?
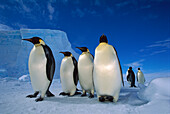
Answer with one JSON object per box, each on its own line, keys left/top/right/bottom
{"left": 59, "top": 52, "right": 66, "bottom": 55}
{"left": 22, "top": 38, "right": 33, "bottom": 43}
{"left": 76, "top": 47, "right": 83, "bottom": 51}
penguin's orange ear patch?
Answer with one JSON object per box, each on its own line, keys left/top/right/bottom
{"left": 39, "top": 39, "right": 42, "bottom": 43}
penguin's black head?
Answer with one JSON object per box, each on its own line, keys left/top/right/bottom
{"left": 60, "top": 51, "right": 72, "bottom": 57}
{"left": 76, "top": 47, "right": 89, "bottom": 52}
{"left": 129, "top": 67, "right": 132, "bottom": 70}
{"left": 99, "top": 34, "right": 108, "bottom": 43}
{"left": 22, "top": 37, "right": 45, "bottom": 45}
{"left": 138, "top": 68, "right": 140, "bottom": 70}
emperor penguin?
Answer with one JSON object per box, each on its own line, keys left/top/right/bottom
{"left": 59, "top": 51, "right": 80, "bottom": 96}
{"left": 76, "top": 47, "right": 94, "bottom": 98}
{"left": 126, "top": 68, "right": 131, "bottom": 85}
{"left": 22, "top": 37, "right": 55, "bottom": 102}
{"left": 136, "top": 68, "right": 145, "bottom": 84}
{"left": 93, "top": 34, "right": 124, "bottom": 102}
{"left": 127, "top": 67, "right": 136, "bottom": 87}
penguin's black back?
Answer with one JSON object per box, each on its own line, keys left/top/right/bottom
{"left": 127, "top": 70, "right": 135, "bottom": 82}
{"left": 42, "top": 45, "right": 55, "bottom": 82}
{"left": 72, "top": 56, "right": 78, "bottom": 86}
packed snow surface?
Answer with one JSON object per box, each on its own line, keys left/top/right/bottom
{"left": 0, "top": 76, "right": 169, "bottom": 114}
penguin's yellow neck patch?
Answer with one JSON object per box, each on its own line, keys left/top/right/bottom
{"left": 100, "top": 42, "right": 108, "bottom": 45}
{"left": 82, "top": 51, "right": 90, "bottom": 55}
{"left": 64, "top": 54, "right": 73, "bottom": 58}
{"left": 35, "top": 44, "right": 41, "bottom": 47}
{"left": 39, "top": 39, "right": 45, "bottom": 45}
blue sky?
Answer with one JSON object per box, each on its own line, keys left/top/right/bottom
{"left": 0, "top": 0, "right": 169, "bottom": 76}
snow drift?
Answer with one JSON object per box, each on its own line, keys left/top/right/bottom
{"left": 0, "top": 29, "right": 78, "bottom": 78}
{"left": 138, "top": 77, "right": 170, "bottom": 101}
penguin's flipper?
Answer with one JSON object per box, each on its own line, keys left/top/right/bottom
{"left": 112, "top": 46, "right": 124, "bottom": 86}
{"left": 42, "top": 45, "right": 55, "bottom": 82}
{"left": 46, "top": 82, "right": 54, "bottom": 97}
{"left": 46, "top": 90, "right": 55, "bottom": 97}
{"left": 72, "top": 57, "right": 78, "bottom": 86}
{"left": 26, "top": 91, "right": 39, "bottom": 98}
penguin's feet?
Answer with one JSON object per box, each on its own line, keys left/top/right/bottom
{"left": 26, "top": 94, "right": 36, "bottom": 98}
{"left": 59, "top": 92, "right": 66, "bottom": 96}
{"left": 88, "top": 93, "right": 94, "bottom": 98}
{"left": 106, "top": 96, "right": 113, "bottom": 102}
{"left": 99, "top": 96, "right": 105, "bottom": 102}
{"left": 130, "top": 85, "right": 137, "bottom": 87}
{"left": 46, "top": 90, "right": 55, "bottom": 97}
{"left": 88, "top": 94, "right": 94, "bottom": 98}
{"left": 81, "top": 93, "right": 87, "bottom": 97}
{"left": 75, "top": 91, "right": 81, "bottom": 95}
{"left": 26, "top": 91, "right": 39, "bottom": 98}
{"left": 35, "top": 97, "right": 44, "bottom": 102}
{"left": 59, "top": 92, "right": 69, "bottom": 96}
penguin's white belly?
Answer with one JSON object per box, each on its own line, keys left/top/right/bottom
{"left": 78, "top": 55, "right": 94, "bottom": 91}
{"left": 60, "top": 57, "right": 76, "bottom": 94}
{"left": 137, "top": 73, "right": 145, "bottom": 84}
{"left": 29, "top": 46, "right": 50, "bottom": 92}
{"left": 126, "top": 71, "right": 131, "bottom": 84}
{"left": 93, "top": 44, "right": 121, "bottom": 101}
{"left": 94, "top": 62, "right": 121, "bottom": 96}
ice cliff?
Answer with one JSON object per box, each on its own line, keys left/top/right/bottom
{"left": 0, "top": 29, "right": 79, "bottom": 78}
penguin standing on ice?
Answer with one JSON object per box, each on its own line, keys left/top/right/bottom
{"left": 126, "top": 68, "right": 131, "bottom": 85}
{"left": 127, "top": 67, "right": 136, "bottom": 87}
{"left": 93, "top": 34, "right": 124, "bottom": 102}
{"left": 136, "top": 68, "right": 145, "bottom": 84}
{"left": 22, "top": 37, "right": 55, "bottom": 102}
{"left": 76, "top": 47, "right": 94, "bottom": 98}
{"left": 59, "top": 51, "right": 80, "bottom": 96}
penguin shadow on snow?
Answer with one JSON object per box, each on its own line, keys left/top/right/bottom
{"left": 119, "top": 87, "right": 149, "bottom": 106}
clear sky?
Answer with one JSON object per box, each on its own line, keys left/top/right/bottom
{"left": 0, "top": 0, "right": 169, "bottom": 76}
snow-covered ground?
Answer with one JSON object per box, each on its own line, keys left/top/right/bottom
{"left": 0, "top": 75, "right": 169, "bottom": 114}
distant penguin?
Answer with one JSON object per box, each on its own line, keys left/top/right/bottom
{"left": 59, "top": 51, "right": 80, "bottom": 96}
{"left": 22, "top": 37, "right": 55, "bottom": 102}
{"left": 126, "top": 68, "right": 131, "bottom": 85}
{"left": 137, "top": 68, "right": 145, "bottom": 84}
{"left": 127, "top": 67, "right": 136, "bottom": 87}
{"left": 76, "top": 47, "right": 94, "bottom": 98}
{"left": 93, "top": 34, "right": 124, "bottom": 102}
